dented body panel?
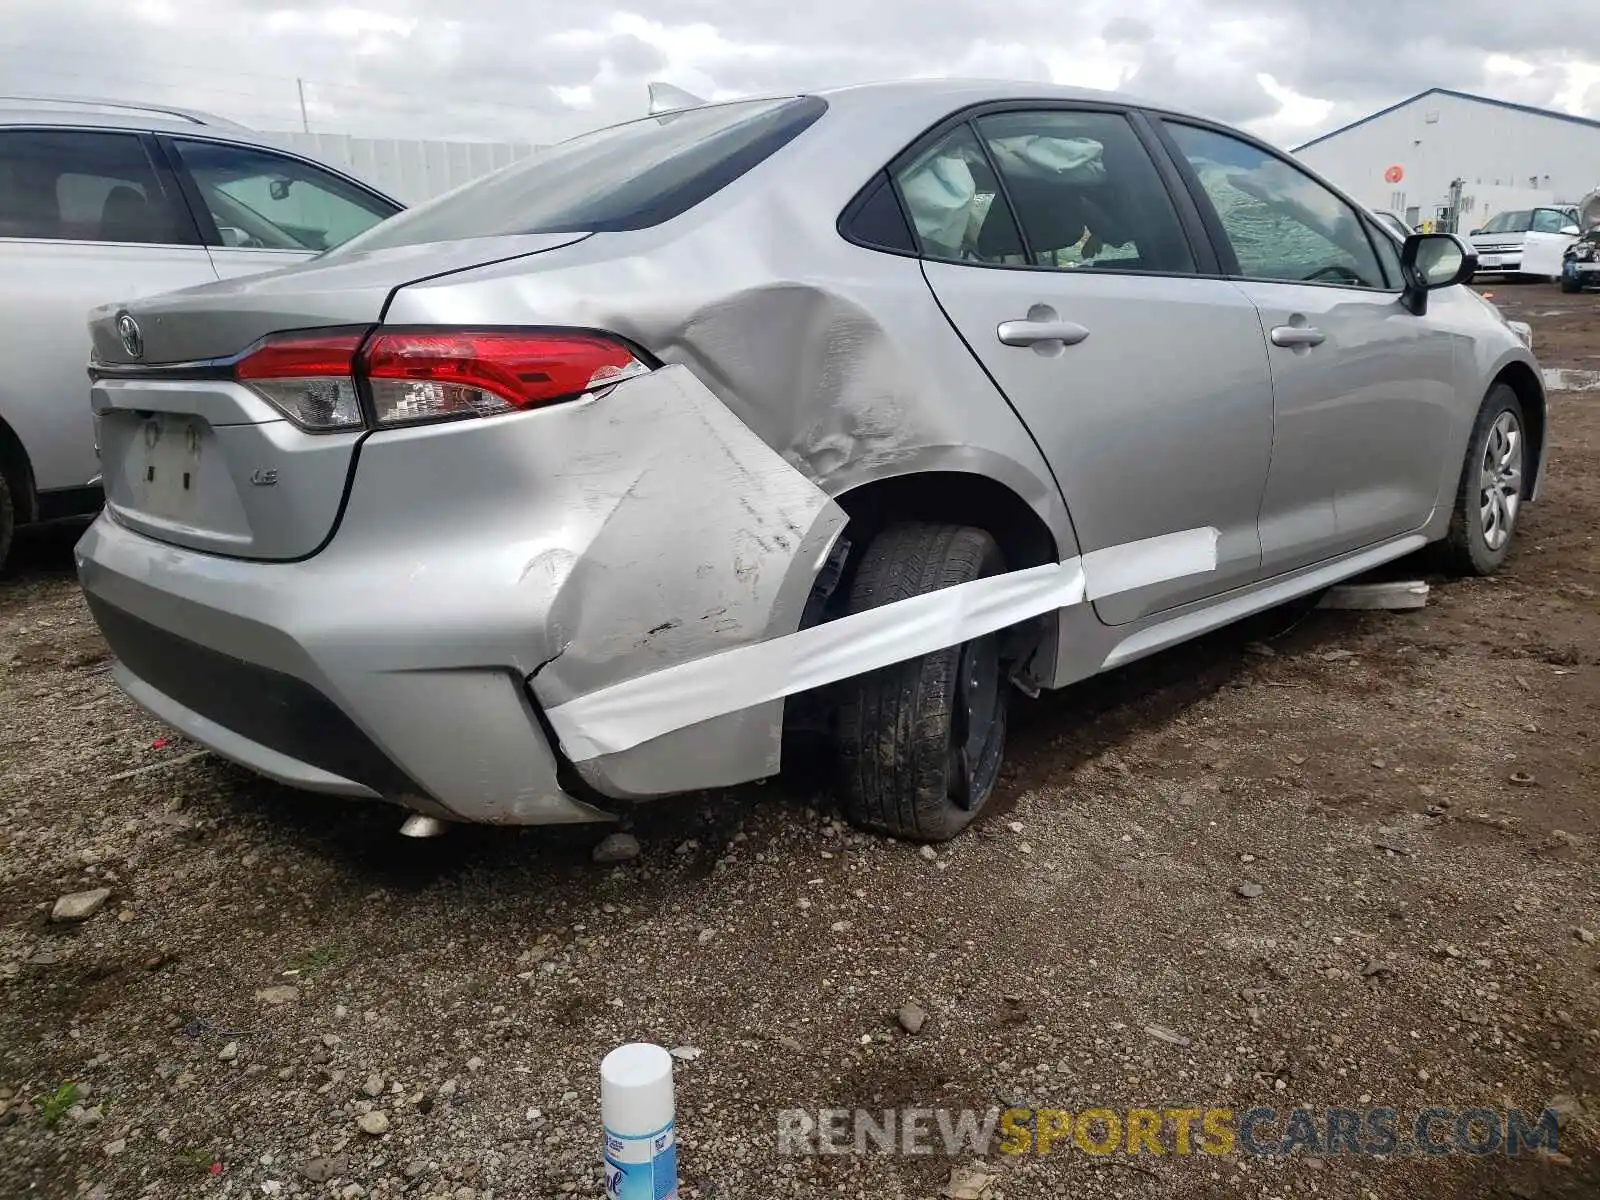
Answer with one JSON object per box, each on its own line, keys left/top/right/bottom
{"left": 382, "top": 193, "right": 1074, "bottom": 557}
{"left": 77, "top": 366, "right": 846, "bottom": 818}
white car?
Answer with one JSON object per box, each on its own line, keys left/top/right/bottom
{"left": 0, "top": 95, "right": 401, "bottom": 567}
{"left": 1468, "top": 206, "right": 1580, "bottom": 279}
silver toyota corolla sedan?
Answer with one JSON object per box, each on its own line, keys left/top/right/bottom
{"left": 76, "top": 80, "right": 1546, "bottom": 842}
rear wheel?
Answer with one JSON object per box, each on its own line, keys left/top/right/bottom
{"left": 1438, "top": 385, "right": 1527, "bottom": 576}
{"left": 835, "top": 522, "right": 1009, "bottom": 842}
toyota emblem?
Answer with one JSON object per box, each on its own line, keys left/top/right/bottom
{"left": 116, "top": 312, "right": 143, "bottom": 360}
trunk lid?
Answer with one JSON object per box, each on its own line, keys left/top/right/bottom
{"left": 88, "top": 233, "right": 590, "bottom": 560}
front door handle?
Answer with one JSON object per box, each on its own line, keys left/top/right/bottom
{"left": 997, "top": 304, "right": 1090, "bottom": 349}
{"left": 1270, "top": 325, "right": 1327, "bottom": 348}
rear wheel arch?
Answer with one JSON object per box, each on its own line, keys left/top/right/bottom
{"left": 830, "top": 470, "right": 1061, "bottom": 575}
{"left": 806, "top": 470, "right": 1064, "bottom": 679}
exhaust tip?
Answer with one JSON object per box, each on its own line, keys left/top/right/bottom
{"left": 399, "top": 814, "right": 450, "bottom": 839}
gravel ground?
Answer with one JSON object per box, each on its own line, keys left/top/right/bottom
{"left": 2, "top": 287, "right": 1598, "bottom": 1200}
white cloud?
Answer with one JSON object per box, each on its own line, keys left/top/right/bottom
{"left": 0, "top": 0, "right": 1596, "bottom": 145}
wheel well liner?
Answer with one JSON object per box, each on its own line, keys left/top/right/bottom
{"left": 831, "top": 471, "right": 1059, "bottom": 572}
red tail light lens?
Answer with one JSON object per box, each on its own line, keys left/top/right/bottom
{"left": 234, "top": 330, "right": 365, "bottom": 431}
{"left": 361, "top": 331, "right": 650, "bottom": 426}
{"left": 228, "top": 327, "right": 650, "bottom": 433}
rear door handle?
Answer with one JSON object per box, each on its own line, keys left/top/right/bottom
{"left": 997, "top": 314, "right": 1091, "bottom": 348}
{"left": 1270, "top": 325, "right": 1327, "bottom": 347}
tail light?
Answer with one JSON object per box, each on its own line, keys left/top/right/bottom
{"left": 235, "top": 330, "right": 365, "bottom": 430}
{"left": 362, "top": 331, "right": 649, "bottom": 425}
{"left": 231, "top": 327, "right": 650, "bottom": 431}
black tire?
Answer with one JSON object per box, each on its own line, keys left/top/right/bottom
{"left": 835, "top": 522, "right": 1009, "bottom": 842}
{"left": 0, "top": 467, "right": 13, "bottom": 573}
{"left": 1561, "top": 275, "right": 1581, "bottom": 294}
{"left": 1438, "top": 385, "right": 1528, "bottom": 577}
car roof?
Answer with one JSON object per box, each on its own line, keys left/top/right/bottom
{"left": 0, "top": 94, "right": 262, "bottom": 140}
{"left": 810, "top": 77, "right": 1195, "bottom": 120}
{"left": 818, "top": 77, "right": 1162, "bottom": 105}
{"left": 646, "top": 78, "right": 1200, "bottom": 127}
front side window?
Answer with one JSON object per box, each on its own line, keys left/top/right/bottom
{"left": 171, "top": 140, "right": 397, "bottom": 252}
{"left": 1165, "top": 123, "right": 1386, "bottom": 289}
{"left": 337, "top": 96, "right": 826, "bottom": 253}
{"left": 0, "top": 128, "right": 190, "bottom": 244}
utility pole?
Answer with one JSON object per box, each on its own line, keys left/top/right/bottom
{"left": 297, "top": 78, "right": 310, "bottom": 133}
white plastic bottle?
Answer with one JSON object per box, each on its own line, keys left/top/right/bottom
{"left": 601, "top": 1043, "right": 679, "bottom": 1200}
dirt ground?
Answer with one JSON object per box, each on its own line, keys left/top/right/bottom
{"left": 2, "top": 285, "right": 1598, "bottom": 1200}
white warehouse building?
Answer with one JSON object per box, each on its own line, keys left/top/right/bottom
{"left": 1293, "top": 88, "right": 1600, "bottom": 232}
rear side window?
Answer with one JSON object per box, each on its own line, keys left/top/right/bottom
{"left": 841, "top": 172, "right": 916, "bottom": 254}
{"left": 892, "top": 122, "right": 1025, "bottom": 264}
{"left": 973, "top": 110, "right": 1195, "bottom": 273}
{"left": 0, "top": 128, "right": 192, "bottom": 244}
{"left": 338, "top": 96, "right": 827, "bottom": 253}
{"left": 891, "top": 110, "right": 1196, "bottom": 274}
{"left": 170, "top": 140, "right": 397, "bottom": 252}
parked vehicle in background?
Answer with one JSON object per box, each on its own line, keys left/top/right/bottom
{"left": 0, "top": 95, "right": 402, "bottom": 567}
{"left": 1467, "top": 205, "right": 1581, "bottom": 279}
{"left": 76, "top": 80, "right": 1546, "bottom": 843}
{"left": 1560, "top": 189, "right": 1600, "bottom": 293}
{"left": 1371, "top": 209, "right": 1413, "bottom": 241}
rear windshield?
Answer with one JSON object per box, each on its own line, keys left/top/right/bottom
{"left": 336, "top": 95, "right": 826, "bottom": 252}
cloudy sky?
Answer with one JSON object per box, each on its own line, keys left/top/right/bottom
{"left": 4, "top": 0, "right": 1599, "bottom": 148}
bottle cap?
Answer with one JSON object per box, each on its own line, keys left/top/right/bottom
{"left": 600, "top": 1042, "right": 674, "bottom": 1138}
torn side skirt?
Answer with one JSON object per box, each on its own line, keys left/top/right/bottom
{"left": 544, "top": 526, "right": 1219, "bottom": 767}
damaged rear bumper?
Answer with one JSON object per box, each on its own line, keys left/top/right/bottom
{"left": 75, "top": 513, "right": 606, "bottom": 823}
{"left": 74, "top": 365, "right": 846, "bottom": 823}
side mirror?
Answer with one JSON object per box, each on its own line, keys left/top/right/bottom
{"left": 1400, "top": 233, "right": 1476, "bottom": 315}
{"left": 1560, "top": 224, "right": 1581, "bottom": 237}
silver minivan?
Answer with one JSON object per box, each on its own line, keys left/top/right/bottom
{"left": 0, "top": 96, "right": 401, "bottom": 565}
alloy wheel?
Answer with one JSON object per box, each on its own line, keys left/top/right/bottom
{"left": 1478, "top": 410, "right": 1524, "bottom": 552}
